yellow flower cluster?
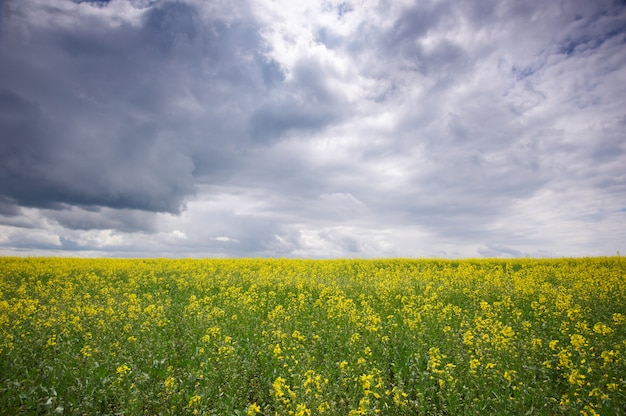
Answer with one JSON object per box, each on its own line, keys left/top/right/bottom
{"left": 0, "top": 256, "right": 624, "bottom": 415}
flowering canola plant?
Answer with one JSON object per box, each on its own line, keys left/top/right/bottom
{"left": 0, "top": 257, "right": 625, "bottom": 415}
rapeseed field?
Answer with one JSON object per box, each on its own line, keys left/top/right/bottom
{"left": 1, "top": 257, "right": 624, "bottom": 415}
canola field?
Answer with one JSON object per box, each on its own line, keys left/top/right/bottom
{"left": 1, "top": 257, "right": 625, "bottom": 415}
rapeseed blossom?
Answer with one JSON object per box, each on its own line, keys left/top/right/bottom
{"left": 1, "top": 256, "right": 624, "bottom": 415}
{"left": 246, "top": 402, "right": 261, "bottom": 415}
{"left": 116, "top": 365, "right": 131, "bottom": 377}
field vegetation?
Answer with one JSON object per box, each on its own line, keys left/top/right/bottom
{"left": 1, "top": 257, "right": 625, "bottom": 415}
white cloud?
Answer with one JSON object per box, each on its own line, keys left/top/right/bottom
{"left": 170, "top": 230, "right": 187, "bottom": 240}
{"left": 213, "top": 236, "right": 237, "bottom": 243}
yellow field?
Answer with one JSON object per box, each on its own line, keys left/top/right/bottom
{"left": 1, "top": 257, "right": 625, "bottom": 415}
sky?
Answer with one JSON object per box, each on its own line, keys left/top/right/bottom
{"left": 0, "top": 0, "right": 625, "bottom": 258}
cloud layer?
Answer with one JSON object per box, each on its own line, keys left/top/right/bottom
{"left": 1, "top": 0, "right": 625, "bottom": 258}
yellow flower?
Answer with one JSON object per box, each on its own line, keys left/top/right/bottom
{"left": 570, "top": 334, "right": 587, "bottom": 351}
{"left": 303, "top": 370, "right": 323, "bottom": 394}
{"left": 568, "top": 369, "right": 585, "bottom": 386}
{"left": 294, "top": 403, "right": 310, "bottom": 416}
{"left": 273, "top": 378, "right": 284, "bottom": 398}
{"left": 46, "top": 335, "right": 57, "bottom": 348}
{"left": 164, "top": 376, "right": 176, "bottom": 392}
{"left": 463, "top": 331, "right": 474, "bottom": 346}
{"left": 247, "top": 402, "right": 261, "bottom": 415}
{"left": 80, "top": 345, "right": 93, "bottom": 357}
{"left": 593, "top": 322, "right": 613, "bottom": 335}
{"left": 581, "top": 405, "right": 600, "bottom": 416}
{"left": 317, "top": 402, "right": 330, "bottom": 413}
{"left": 600, "top": 350, "right": 617, "bottom": 366}
{"left": 360, "top": 373, "right": 373, "bottom": 391}
{"left": 503, "top": 370, "right": 516, "bottom": 382}
{"left": 557, "top": 349, "right": 572, "bottom": 368}
{"left": 392, "top": 386, "right": 409, "bottom": 406}
{"left": 588, "top": 388, "right": 608, "bottom": 400}
{"left": 292, "top": 330, "right": 305, "bottom": 341}
{"left": 273, "top": 343, "right": 282, "bottom": 358}
{"left": 116, "top": 365, "right": 131, "bottom": 377}
{"left": 501, "top": 326, "right": 515, "bottom": 338}
{"left": 427, "top": 347, "right": 445, "bottom": 373}
{"left": 188, "top": 395, "right": 201, "bottom": 408}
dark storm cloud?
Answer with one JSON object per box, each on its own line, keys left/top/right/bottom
{"left": 0, "top": 0, "right": 279, "bottom": 217}
{"left": 0, "top": 196, "right": 21, "bottom": 217}
{"left": 1, "top": 2, "right": 190, "bottom": 213}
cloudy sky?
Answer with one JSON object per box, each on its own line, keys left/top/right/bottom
{"left": 0, "top": 0, "right": 625, "bottom": 258}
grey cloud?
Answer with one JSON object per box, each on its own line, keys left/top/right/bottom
{"left": 477, "top": 244, "right": 526, "bottom": 258}
{"left": 0, "top": 85, "right": 195, "bottom": 213}
{"left": 0, "top": 196, "right": 21, "bottom": 217}
{"left": 45, "top": 206, "right": 157, "bottom": 232}
{"left": 588, "top": 123, "right": 626, "bottom": 164}
{"left": 384, "top": 1, "right": 451, "bottom": 51}
{"left": 59, "top": 236, "right": 81, "bottom": 251}
{"left": 377, "top": 1, "right": 474, "bottom": 79}
{"left": 0, "top": 228, "right": 61, "bottom": 251}
{"left": 0, "top": 0, "right": 269, "bottom": 217}
{"left": 556, "top": 3, "right": 626, "bottom": 57}
{"left": 258, "top": 57, "right": 285, "bottom": 87}
{"left": 249, "top": 95, "right": 338, "bottom": 142}
{"left": 189, "top": 215, "right": 296, "bottom": 257}
{"left": 143, "top": 1, "right": 197, "bottom": 53}
{"left": 249, "top": 58, "right": 347, "bottom": 142}
{"left": 54, "top": 235, "right": 117, "bottom": 253}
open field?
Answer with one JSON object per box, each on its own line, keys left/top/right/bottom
{"left": 1, "top": 257, "right": 625, "bottom": 415}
